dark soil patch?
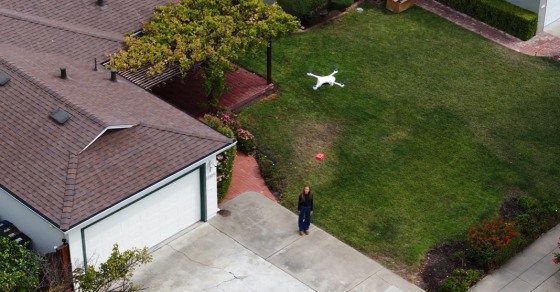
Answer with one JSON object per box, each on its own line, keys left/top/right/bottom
{"left": 217, "top": 209, "right": 231, "bottom": 217}
{"left": 499, "top": 197, "right": 524, "bottom": 221}
{"left": 419, "top": 241, "right": 478, "bottom": 292}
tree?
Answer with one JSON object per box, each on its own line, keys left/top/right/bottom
{"left": 73, "top": 244, "right": 152, "bottom": 292}
{"left": 109, "top": 0, "right": 298, "bottom": 99}
{"left": 0, "top": 237, "right": 42, "bottom": 291}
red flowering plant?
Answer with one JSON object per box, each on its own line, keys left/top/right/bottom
{"left": 466, "top": 217, "right": 520, "bottom": 270}
{"left": 553, "top": 237, "right": 560, "bottom": 265}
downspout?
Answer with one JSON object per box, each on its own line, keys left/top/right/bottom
{"left": 537, "top": 0, "right": 547, "bottom": 33}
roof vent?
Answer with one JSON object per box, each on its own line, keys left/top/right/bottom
{"left": 0, "top": 71, "right": 11, "bottom": 86}
{"left": 97, "top": 0, "right": 105, "bottom": 7}
{"left": 110, "top": 69, "right": 117, "bottom": 82}
{"left": 49, "top": 108, "right": 71, "bottom": 124}
{"left": 60, "top": 67, "right": 67, "bottom": 79}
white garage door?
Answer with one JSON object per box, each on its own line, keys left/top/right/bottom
{"left": 82, "top": 169, "right": 201, "bottom": 264}
{"left": 545, "top": 0, "right": 560, "bottom": 26}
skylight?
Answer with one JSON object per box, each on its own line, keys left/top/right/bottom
{"left": 49, "top": 108, "right": 71, "bottom": 124}
{"left": 0, "top": 71, "right": 11, "bottom": 86}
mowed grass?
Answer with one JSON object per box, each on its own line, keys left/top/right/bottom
{"left": 237, "top": 4, "right": 560, "bottom": 270}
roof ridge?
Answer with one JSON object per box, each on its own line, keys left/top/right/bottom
{"left": 59, "top": 154, "right": 79, "bottom": 231}
{"left": 138, "top": 123, "right": 234, "bottom": 143}
{"left": 0, "top": 57, "right": 107, "bottom": 128}
{"left": 0, "top": 8, "right": 123, "bottom": 43}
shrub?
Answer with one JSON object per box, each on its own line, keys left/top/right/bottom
{"left": 450, "top": 250, "right": 466, "bottom": 266}
{"left": 514, "top": 199, "right": 560, "bottom": 239}
{"left": 215, "top": 111, "right": 241, "bottom": 132}
{"left": 202, "top": 114, "right": 236, "bottom": 202}
{"left": 466, "top": 217, "right": 520, "bottom": 270}
{"left": 435, "top": 0, "right": 537, "bottom": 40}
{"left": 516, "top": 195, "right": 539, "bottom": 211}
{"left": 438, "top": 269, "right": 484, "bottom": 292}
{"left": 236, "top": 128, "right": 256, "bottom": 155}
{"left": 277, "top": 0, "right": 329, "bottom": 23}
{"left": 256, "top": 150, "right": 286, "bottom": 196}
{"left": 73, "top": 244, "right": 152, "bottom": 292}
{"left": 329, "top": 0, "right": 354, "bottom": 11}
{"left": 214, "top": 111, "right": 256, "bottom": 155}
{"left": 0, "top": 237, "right": 41, "bottom": 291}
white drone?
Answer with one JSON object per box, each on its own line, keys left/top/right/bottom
{"left": 307, "top": 70, "right": 345, "bottom": 90}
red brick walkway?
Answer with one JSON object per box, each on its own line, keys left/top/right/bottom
{"left": 221, "top": 152, "right": 277, "bottom": 206}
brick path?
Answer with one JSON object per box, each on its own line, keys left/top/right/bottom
{"left": 221, "top": 152, "right": 277, "bottom": 206}
{"left": 222, "top": 1, "right": 560, "bottom": 205}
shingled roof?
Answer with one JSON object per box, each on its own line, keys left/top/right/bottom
{"left": 0, "top": 1, "right": 234, "bottom": 230}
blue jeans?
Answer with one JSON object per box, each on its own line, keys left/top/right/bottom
{"left": 298, "top": 206, "right": 311, "bottom": 232}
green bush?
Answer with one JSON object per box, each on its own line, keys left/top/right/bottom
{"left": 277, "top": 0, "right": 328, "bottom": 23}
{"left": 203, "top": 114, "right": 236, "bottom": 202}
{"left": 0, "top": 237, "right": 41, "bottom": 291}
{"left": 435, "top": 0, "right": 537, "bottom": 40}
{"left": 517, "top": 195, "right": 539, "bottom": 211}
{"left": 329, "top": 0, "right": 354, "bottom": 11}
{"left": 450, "top": 250, "right": 466, "bottom": 266}
{"left": 514, "top": 199, "right": 560, "bottom": 239}
{"left": 236, "top": 128, "right": 256, "bottom": 155}
{"left": 438, "top": 269, "right": 484, "bottom": 292}
{"left": 73, "top": 244, "right": 152, "bottom": 292}
{"left": 215, "top": 111, "right": 256, "bottom": 155}
{"left": 256, "top": 151, "right": 285, "bottom": 196}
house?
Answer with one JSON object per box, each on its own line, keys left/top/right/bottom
{"left": 0, "top": 0, "right": 235, "bottom": 268}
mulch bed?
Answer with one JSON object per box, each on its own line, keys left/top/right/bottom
{"left": 418, "top": 197, "right": 526, "bottom": 291}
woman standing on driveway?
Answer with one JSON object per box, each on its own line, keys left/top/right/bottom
{"left": 298, "top": 185, "right": 313, "bottom": 236}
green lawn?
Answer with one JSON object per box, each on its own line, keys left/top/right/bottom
{"left": 236, "top": 4, "right": 560, "bottom": 271}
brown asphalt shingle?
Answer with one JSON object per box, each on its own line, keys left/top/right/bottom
{"left": 0, "top": 15, "right": 122, "bottom": 62}
{"left": 0, "top": 59, "right": 105, "bottom": 225}
{"left": 0, "top": 1, "right": 234, "bottom": 231}
{"left": 0, "top": 0, "right": 171, "bottom": 36}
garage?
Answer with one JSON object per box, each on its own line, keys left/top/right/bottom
{"left": 545, "top": 0, "right": 560, "bottom": 26}
{"left": 81, "top": 168, "right": 202, "bottom": 265}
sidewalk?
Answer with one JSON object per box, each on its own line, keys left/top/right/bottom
{"left": 470, "top": 225, "right": 560, "bottom": 291}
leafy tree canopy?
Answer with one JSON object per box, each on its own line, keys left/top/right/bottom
{"left": 109, "top": 0, "right": 298, "bottom": 97}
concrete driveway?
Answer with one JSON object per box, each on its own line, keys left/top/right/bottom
{"left": 133, "top": 192, "right": 423, "bottom": 291}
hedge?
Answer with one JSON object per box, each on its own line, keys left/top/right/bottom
{"left": 436, "top": 0, "right": 537, "bottom": 40}
{"left": 277, "top": 0, "right": 329, "bottom": 22}
{"left": 329, "top": 0, "right": 355, "bottom": 11}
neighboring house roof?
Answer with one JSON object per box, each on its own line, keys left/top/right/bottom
{"left": 0, "top": 0, "right": 170, "bottom": 36}
{"left": 0, "top": 1, "right": 233, "bottom": 231}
